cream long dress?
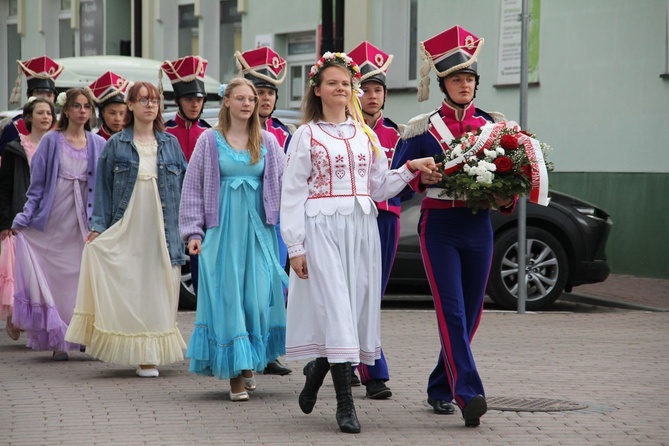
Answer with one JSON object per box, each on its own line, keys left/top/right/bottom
{"left": 65, "top": 140, "right": 186, "bottom": 366}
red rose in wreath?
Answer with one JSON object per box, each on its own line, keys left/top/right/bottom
{"left": 521, "top": 164, "right": 533, "bottom": 178}
{"left": 500, "top": 134, "right": 520, "bottom": 151}
{"left": 494, "top": 156, "right": 514, "bottom": 174}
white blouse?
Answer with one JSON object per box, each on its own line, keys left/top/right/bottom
{"left": 280, "top": 118, "right": 416, "bottom": 258}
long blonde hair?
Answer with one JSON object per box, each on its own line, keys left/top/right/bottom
{"left": 217, "top": 78, "right": 262, "bottom": 164}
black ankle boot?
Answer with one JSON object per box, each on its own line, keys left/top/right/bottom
{"left": 298, "top": 357, "right": 330, "bottom": 414}
{"left": 330, "top": 362, "right": 361, "bottom": 433}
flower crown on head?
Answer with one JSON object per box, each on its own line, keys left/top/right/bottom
{"left": 308, "top": 51, "right": 361, "bottom": 86}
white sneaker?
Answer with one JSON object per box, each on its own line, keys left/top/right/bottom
{"left": 136, "top": 367, "right": 159, "bottom": 378}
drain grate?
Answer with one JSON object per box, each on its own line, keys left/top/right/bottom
{"left": 487, "top": 396, "right": 588, "bottom": 412}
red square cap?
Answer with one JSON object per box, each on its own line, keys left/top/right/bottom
{"left": 234, "top": 47, "right": 287, "bottom": 90}
{"left": 87, "top": 71, "right": 130, "bottom": 106}
{"left": 347, "top": 41, "right": 393, "bottom": 86}
{"left": 9, "top": 55, "right": 64, "bottom": 102}
{"left": 417, "top": 25, "right": 484, "bottom": 102}
{"left": 160, "top": 55, "right": 208, "bottom": 98}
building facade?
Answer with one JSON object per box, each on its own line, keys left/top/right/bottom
{"left": 2, "top": 0, "right": 668, "bottom": 278}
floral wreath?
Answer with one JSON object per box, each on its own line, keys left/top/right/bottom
{"left": 308, "top": 51, "right": 361, "bottom": 86}
{"left": 432, "top": 122, "right": 553, "bottom": 213}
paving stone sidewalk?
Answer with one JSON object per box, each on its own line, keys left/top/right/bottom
{"left": 569, "top": 273, "right": 669, "bottom": 311}
{"left": 2, "top": 305, "right": 668, "bottom": 445}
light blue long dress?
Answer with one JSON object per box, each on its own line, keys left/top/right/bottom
{"left": 187, "top": 130, "right": 287, "bottom": 380}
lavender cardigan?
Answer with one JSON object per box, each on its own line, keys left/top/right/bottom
{"left": 12, "top": 130, "right": 105, "bottom": 231}
{"left": 179, "top": 128, "right": 285, "bottom": 242}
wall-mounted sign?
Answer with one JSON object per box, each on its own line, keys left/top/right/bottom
{"left": 497, "top": 0, "right": 541, "bottom": 85}
{"left": 79, "top": 0, "right": 103, "bottom": 56}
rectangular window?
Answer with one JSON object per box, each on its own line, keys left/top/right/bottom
{"left": 382, "top": 0, "right": 418, "bottom": 89}
{"left": 59, "top": 5, "right": 75, "bottom": 57}
{"left": 179, "top": 4, "right": 199, "bottom": 57}
{"left": 9, "top": 0, "right": 18, "bottom": 16}
{"left": 7, "top": 23, "right": 20, "bottom": 105}
{"left": 219, "top": 0, "right": 242, "bottom": 82}
{"left": 59, "top": 19, "right": 75, "bottom": 57}
{"left": 286, "top": 31, "right": 317, "bottom": 108}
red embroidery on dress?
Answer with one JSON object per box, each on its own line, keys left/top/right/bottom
{"left": 303, "top": 123, "right": 375, "bottom": 200}
{"left": 309, "top": 141, "right": 332, "bottom": 197}
{"left": 344, "top": 139, "right": 356, "bottom": 195}
{"left": 356, "top": 152, "right": 367, "bottom": 178}
{"left": 334, "top": 154, "right": 346, "bottom": 179}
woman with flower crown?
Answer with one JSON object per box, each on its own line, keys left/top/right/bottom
{"left": 280, "top": 51, "right": 440, "bottom": 434}
{"left": 179, "top": 78, "right": 288, "bottom": 401}
{"left": 10, "top": 88, "right": 105, "bottom": 360}
{"left": 392, "top": 26, "right": 516, "bottom": 428}
{"left": 0, "top": 97, "right": 55, "bottom": 341}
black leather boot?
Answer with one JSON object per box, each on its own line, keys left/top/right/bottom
{"left": 298, "top": 357, "right": 330, "bottom": 414}
{"left": 330, "top": 363, "right": 361, "bottom": 433}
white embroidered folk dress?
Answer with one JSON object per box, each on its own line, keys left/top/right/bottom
{"left": 280, "top": 118, "right": 416, "bottom": 365}
{"left": 65, "top": 140, "right": 186, "bottom": 366}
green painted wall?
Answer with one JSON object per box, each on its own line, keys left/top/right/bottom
{"left": 550, "top": 173, "right": 669, "bottom": 279}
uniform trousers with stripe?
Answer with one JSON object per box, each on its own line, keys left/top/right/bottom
{"left": 356, "top": 210, "right": 399, "bottom": 384}
{"left": 419, "top": 206, "right": 493, "bottom": 409}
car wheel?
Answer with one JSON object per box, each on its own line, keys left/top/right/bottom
{"left": 488, "top": 227, "right": 568, "bottom": 311}
{"left": 179, "top": 256, "right": 197, "bottom": 310}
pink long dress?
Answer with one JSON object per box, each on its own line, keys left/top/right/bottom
{"left": 0, "top": 134, "right": 39, "bottom": 319}
{"left": 12, "top": 134, "right": 88, "bottom": 351}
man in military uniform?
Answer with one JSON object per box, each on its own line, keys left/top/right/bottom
{"left": 234, "top": 47, "right": 292, "bottom": 150}
{"left": 87, "top": 71, "right": 129, "bottom": 140}
{"left": 161, "top": 55, "right": 211, "bottom": 298}
{"left": 1, "top": 56, "right": 62, "bottom": 156}
{"left": 348, "top": 41, "right": 402, "bottom": 400}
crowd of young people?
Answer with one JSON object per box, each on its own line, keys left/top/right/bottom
{"left": 1, "top": 25, "right": 509, "bottom": 433}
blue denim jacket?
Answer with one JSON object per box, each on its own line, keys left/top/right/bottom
{"left": 90, "top": 127, "right": 188, "bottom": 265}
